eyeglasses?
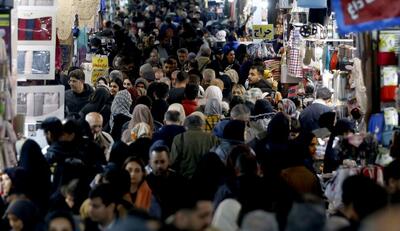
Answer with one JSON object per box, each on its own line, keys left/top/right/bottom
{"left": 68, "top": 79, "right": 80, "bottom": 83}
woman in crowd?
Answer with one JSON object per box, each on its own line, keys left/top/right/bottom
{"left": 123, "top": 157, "right": 159, "bottom": 216}
{"left": 110, "top": 90, "right": 132, "bottom": 140}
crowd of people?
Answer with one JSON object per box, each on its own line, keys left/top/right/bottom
{"left": 2, "top": 0, "right": 400, "bottom": 231}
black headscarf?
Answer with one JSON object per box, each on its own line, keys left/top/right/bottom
{"left": 267, "top": 112, "right": 290, "bottom": 143}
{"left": 4, "top": 167, "right": 30, "bottom": 197}
{"left": 18, "top": 139, "right": 51, "bottom": 212}
{"left": 6, "top": 199, "right": 39, "bottom": 231}
{"left": 80, "top": 87, "right": 111, "bottom": 116}
{"left": 254, "top": 99, "right": 274, "bottom": 115}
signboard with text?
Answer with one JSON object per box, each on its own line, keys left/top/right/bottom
{"left": 332, "top": 0, "right": 400, "bottom": 34}
{"left": 252, "top": 24, "right": 274, "bottom": 41}
{"left": 91, "top": 55, "right": 108, "bottom": 84}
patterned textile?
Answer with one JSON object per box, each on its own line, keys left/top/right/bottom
{"left": 205, "top": 115, "right": 221, "bottom": 133}
{"left": 18, "top": 17, "right": 52, "bottom": 40}
{"left": 110, "top": 90, "right": 132, "bottom": 128}
{"left": 287, "top": 29, "right": 303, "bottom": 78}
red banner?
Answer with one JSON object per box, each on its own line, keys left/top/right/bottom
{"left": 333, "top": 0, "right": 400, "bottom": 34}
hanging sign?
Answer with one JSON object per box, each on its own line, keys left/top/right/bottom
{"left": 91, "top": 55, "right": 108, "bottom": 84}
{"left": 332, "top": 0, "right": 400, "bottom": 34}
{"left": 252, "top": 24, "right": 274, "bottom": 40}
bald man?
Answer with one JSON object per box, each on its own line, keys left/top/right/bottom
{"left": 86, "top": 112, "right": 114, "bottom": 159}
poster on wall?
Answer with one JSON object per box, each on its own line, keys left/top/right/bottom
{"left": 332, "top": 0, "right": 400, "bottom": 34}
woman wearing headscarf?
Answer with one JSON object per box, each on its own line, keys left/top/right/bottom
{"left": 257, "top": 112, "right": 291, "bottom": 177}
{"left": 121, "top": 104, "right": 154, "bottom": 144}
{"left": 1, "top": 167, "right": 30, "bottom": 204}
{"left": 6, "top": 199, "right": 40, "bottom": 231}
{"left": 254, "top": 99, "right": 274, "bottom": 116}
{"left": 199, "top": 86, "right": 229, "bottom": 115}
{"left": 18, "top": 139, "right": 51, "bottom": 214}
{"left": 204, "top": 98, "right": 223, "bottom": 133}
{"left": 212, "top": 199, "right": 242, "bottom": 231}
{"left": 128, "top": 123, "right": 153, "bottom": 165}
{"left": 80, "top": 87, "right": 111, "bottom": 127}
{"left": 246, "top": 99, "right": 275, "bottom": 142}
{"left": 222, "top": 49, "right": 241, "bottom": 82}
{"left": 278, "top": 99, "right": 298, "bottom": 119}
{"left": 110, "top": 90, "right": 132, "bottom": 141}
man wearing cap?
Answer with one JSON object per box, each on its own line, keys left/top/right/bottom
{"left": 299, "top": 86, "right": 333, "bottom": 132}
{"left": 65, "top": 69, "right": 94, "bottom": 116}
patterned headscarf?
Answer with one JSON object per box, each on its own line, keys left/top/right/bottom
{"left": 282, "top": 99, "right": 297, "bottom": 117}
{"left": 110, "top": 90, "right": 132, "bottom": 128}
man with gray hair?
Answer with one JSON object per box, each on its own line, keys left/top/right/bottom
{"left": 201, "top": 69, "right": 216, "bottom": 90}
{"left": 85, "top": 112, "right": 114, "bottom": 159}
{"left": 170, "top": 112, "right": 219, "bottom": 179}
{"left": 299, "top": 86, "right": 333, "bottom": 132}
{"left": 212, "top": 104, "right": 251, "bottom": 140}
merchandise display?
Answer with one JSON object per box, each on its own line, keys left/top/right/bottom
{"left": 18, "top": 16, "right": 52, "bottom": 41}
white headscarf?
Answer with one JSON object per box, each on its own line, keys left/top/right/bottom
{"left": 167, "top": 103, "right": 186, "bottom": 124}
{"left": 212, "top": 199, "right": 241, "bottom": 231}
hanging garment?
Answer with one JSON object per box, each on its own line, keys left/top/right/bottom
{"left": 329, "top": 50, "right": 338, "bottom": 71}
{"left": 18, "top": 17, "right": 52, "bottom": 41}
{"left": 287, "top": 29, "right": 303, "bottom": 78}
{"left": 0, "top": 121, "right": 18, "bottom": 170}
{"left": 324, "top": 45, "right": 331, "bottom": 71}
{"left": 368, "top": 113, "right": 385, "bottom": 143}
{"left": 351, "top": 58, "right": 367, "bottom": 114}
{"left": 336, "top": 73, "right": 348, "bottom": 101}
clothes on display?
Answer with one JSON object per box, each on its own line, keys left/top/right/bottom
{"left": 287, "top": 28, "right": 303, "bottom": 78}
{"left": 17, "top": 0, "right": 54, "bottom": 6}
{"left": 18, "top": 16, "right": 52, "bottom": 40}
{"left": 0, "top": 36, "right": 17, "bottom": 169}
{"left": 17, "top": 50, "right": 50, "bottom": 75}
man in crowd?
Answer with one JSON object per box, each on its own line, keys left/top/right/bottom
{"left": 65, "top": 69, "right": 94, "bottom": 116}
{"left": 171, "top": 113, "right": 219, "bottom": 179}
{"left": 177, "top": 48, "right": 189, "bottom": 70}
{"left": 88, "top": 184, "right": 118, "bottom": 230}
{"left": 247, "top": 65, "right": 273, "bottom": 93}
{"left": 299, "top": 86, "right": 333, "bottom": 132}
{"left": 147, "top": 145, "right": 189, "bottom": 219}
{"left": 153, "top": 110, "right": 186, "bottom": 149}
{"left": 168, "top": 71, "right": 189, "bottom": 104}
{"left": 85, "top": 112, "right": 114, "bottom": 159}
